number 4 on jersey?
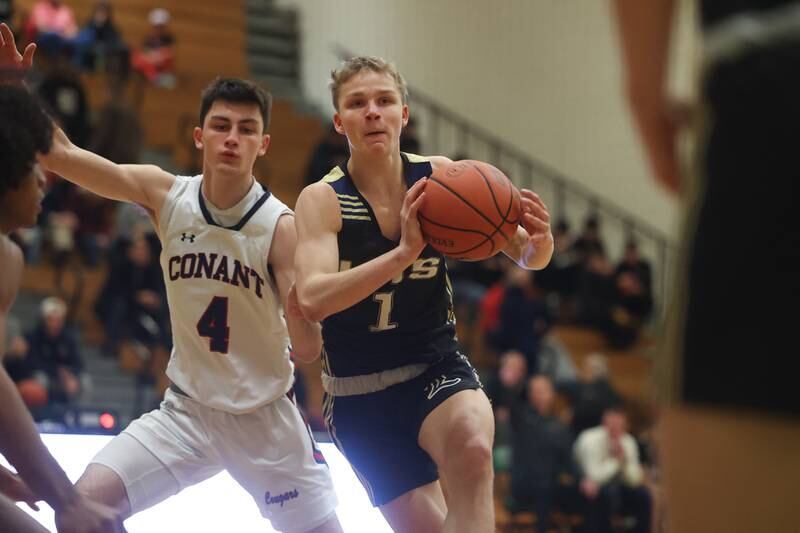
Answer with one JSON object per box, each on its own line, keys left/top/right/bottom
{"left": 197, "top": 296, "right": 230, "bottom": 354}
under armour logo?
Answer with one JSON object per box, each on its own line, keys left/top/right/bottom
{"left": 181, "top": 233, "right": 196, "bottom": 243}
{"left": 425, "top": 375, "right": 462, "bottom": 400}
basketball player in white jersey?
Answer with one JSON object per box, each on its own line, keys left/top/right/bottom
{"left": 0, "top": 24, "right": 341, "bottom": 533}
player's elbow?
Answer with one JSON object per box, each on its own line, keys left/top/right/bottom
{"left": 296, "top": 285, "right": 330, "bottom": 323}
{"left": 297, "top": 299, "right": 328, "bottom": 323}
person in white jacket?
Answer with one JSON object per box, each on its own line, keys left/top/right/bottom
{"left": 573, "top": 406, "right": 651, "bottom": 533}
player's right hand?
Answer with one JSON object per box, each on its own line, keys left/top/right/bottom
{"left": 0, "top": 23, "right": 36, "bottom": 84}
{"left": 398, "top": 177, "right": 427, "bottom": 262}
{"left": 55, "top": 494, "right": 128, "bottom": 533}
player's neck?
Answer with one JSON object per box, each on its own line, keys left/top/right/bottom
{"left": 348, "top": 150, "right": 404, "bottom": 196}
{"left": 201, "top": 169, "right": 255, "bottom": 210}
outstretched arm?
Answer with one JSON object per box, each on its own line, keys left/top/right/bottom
{"left": 294, "top": 179, "right": 428, "bottom": 322}
{"left": 0, "top": 23, "right": 174, "bottom": 217}
{"left": 268, "top": 214, "right": 322, "bottom": 363}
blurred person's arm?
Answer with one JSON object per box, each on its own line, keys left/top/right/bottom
{"left": 621, "top": 434, "right": 645, "bottom": 486}
{"left": 612, "top": 0, "right": 680, "bottom": 194}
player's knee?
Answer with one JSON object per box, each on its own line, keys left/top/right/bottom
{"left": 446, "top": 432, "right": 493, "bottom": 482}
{"left": 76, "top": 464, "right": 130, "bottom": 515}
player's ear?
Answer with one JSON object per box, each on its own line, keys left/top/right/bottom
{"left": 333, "top": 114, "right": 346, "bottom": 135}
{"left": 401, "top": 105, "right": 409, "bottom": 128}
{"left": 193, "top": 127, "right": 203, "bottom": 150}
{"left": 259, "top": 134, "right": 270, "bottom": 156}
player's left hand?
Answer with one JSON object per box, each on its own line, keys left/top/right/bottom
{"left": 519, "top": 189, "right": 552, "bottom": 245}
{"left": 0, "top": 23, "right": 36, "bottom": 84}
{"left": 0, "top": 467, "right": 40, "bottom": 511}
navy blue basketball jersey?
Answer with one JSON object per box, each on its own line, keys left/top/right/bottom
{"left": 320, "top": 153, "right": 459, "bottom": 378}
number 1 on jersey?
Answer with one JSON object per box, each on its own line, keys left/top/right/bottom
{"left": 370, "top": 291, "right": 398, "bottom": 332}
{"left": 197, "top": 296, "right": 230, "bottom": 353}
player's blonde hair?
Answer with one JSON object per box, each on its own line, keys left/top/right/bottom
{"left": 329, "top": 56, "right": 408, "bottom": 111}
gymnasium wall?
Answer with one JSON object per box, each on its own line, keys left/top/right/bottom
{"left": 276, "top": 0, "right": 699, "bottom": 239}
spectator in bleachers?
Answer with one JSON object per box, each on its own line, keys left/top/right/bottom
{"left": 571, "top": 214, "right": 607, "bottom": 267}
{"left": 577, "top": 248, "right": 641, "bottom": 348}
{"left": 486, "top": 266, "right": 553, "bottom": 374}
{"left": 563, "top": 353, "right": 621, "bottom": 438}
{"left": 303, "top": 123, "right": 348, "bottom": 186}
{"left": 614, "top": 239, "right": 653, "bottom": 328}
{"left": 508, "top": 375, "right": 579, "bottom": 530}
{"left": 2, "top": 314, "right": 49, "bottom": 411}
{"left": 73, "top": 1, "right": 128, "bottom": 74}
{"left": 484, "top": 350, "right": 527, "bottom": 476}
{"left": 37, "top": 50, "right": 91, "bottom": 147}
{"left": 537, "top": 218, "right": 582, "bottom": 320}
{"left": 95, "top": 232, "right": 168, "bottom": 358}
{"left": 573, "top": 406, "right": 652, "bottom": 533}
{"left": 88, "top": 77, "right": 143, "bottom": 166}
{"left": 0, "top": 0, "right": 13, "bottom": 24}
{"left": 26, "top": 297, "right": 85, "bottom": 406}
{"left": 131, "top": 8, "right": 176, "bottom": 88}
{"left": 60, "top": 183, "right": 115, "bottom": 267}
{"left": 25, "top": 0, "right": 77, "bottom": 57}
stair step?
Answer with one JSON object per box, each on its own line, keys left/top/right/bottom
{"left": 246, "top": 14, "right": 298, "bottom": 38}
{"left": 247, "top": 35, "right": 299, "bottom": 58}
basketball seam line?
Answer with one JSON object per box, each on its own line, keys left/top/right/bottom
{"left": 428, "top": 175, "right": 511, "bottom": 246}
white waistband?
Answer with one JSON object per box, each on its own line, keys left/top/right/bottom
{"left": 704, "top": 4, "right": 800, "bottom": 67}
{"left": 321, "top": 363, "right": 430, "bottom": 397}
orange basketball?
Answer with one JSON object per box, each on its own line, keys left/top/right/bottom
{"left": 419, "top": 160, "right": 521, "bottom": 260}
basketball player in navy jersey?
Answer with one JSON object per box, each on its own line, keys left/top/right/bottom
{"left": 294, "top": 56, "right": 554, "bottom": 533}
{"left": 0, "top": 23, "right": 341, "bottom": 533}
{"left": 614, "top": 1, "right": 800, "bottom": 531}
{"left": 0, "top": 81, "right": 125, "bottom": 531}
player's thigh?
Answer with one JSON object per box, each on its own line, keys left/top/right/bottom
{"left": 88, "top": 392, "right": 222, "bottom": 514}
{"left": 379, "top": 480, "right": 446, "bottom": 533}
{"left": 0, "top": 494, "right": 48, "bottom": 533}
{"left": 218, "top": 395, "right": 338, "bottom": 533}
{"left": 660, "top": 406, "right": 800, "bottom": 533}
{"left": 418, "top": 388, "right": 494, "bottom": 469}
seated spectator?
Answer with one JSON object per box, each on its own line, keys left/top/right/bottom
{"left": 37, "top": 52, "right": 91, "bottom": 147}
{"left": 562, "top": 353, "right": 621, "bottom": 438}
{"left": 486, "top": 266, "right": 552, "bottom": 374}
{"left": 26, "top": 297, "right": 84, "bottom": 406}
{"left": 537, "top": 218, "right": 581, "bottom": 319}
{"left": 303, "top": 123, "right": 348, "bottom": 187}
{"left": 73, "top": 1, "right": 128, "bottom": 74}
{"left": 614, "top": 239, "right": 654, "bottom": 329}
{"left": 508, "top": 375, "right": 579, "bottom": 530}
{"left": 25, "top": 0, "right": 77, "bottom": 57}
{"left": 2, "top": 314, "right": 48, "bottom": 411}
{"left": 571, "top": 214, "right": 607, "bottom": 267}
{"left": 573, "top": 406, "right": 652, "bottom": 533}
{"left": 95, "top": 232, "right": 169, "bottom": 357}
{"left": 131, "top": 8, "right": 175, "bottom": 88}
{"left": 577, "top": 249, "right": 640, "bottom": 348}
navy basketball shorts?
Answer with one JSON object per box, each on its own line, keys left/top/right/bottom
{"left": 323, "top": 352, "right": 482, "bottom": 507}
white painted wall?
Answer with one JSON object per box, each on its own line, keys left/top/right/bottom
{"left": 277, "top": 0, "right": 696, "bottom": 239}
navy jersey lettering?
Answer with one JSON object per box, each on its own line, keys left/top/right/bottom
{"left": 320, "top": 153, "right": 459, "bottom": 377}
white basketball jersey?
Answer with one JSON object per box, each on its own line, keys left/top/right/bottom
{"left": 157, "top": 175, "right": 293, "bottom": 413}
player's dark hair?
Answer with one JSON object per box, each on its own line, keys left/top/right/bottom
{"left": 0, "top": 85, "right": 53, "bottom": 198}
{"left": 198, "top": 78, "right": 272, "bottom": 132}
